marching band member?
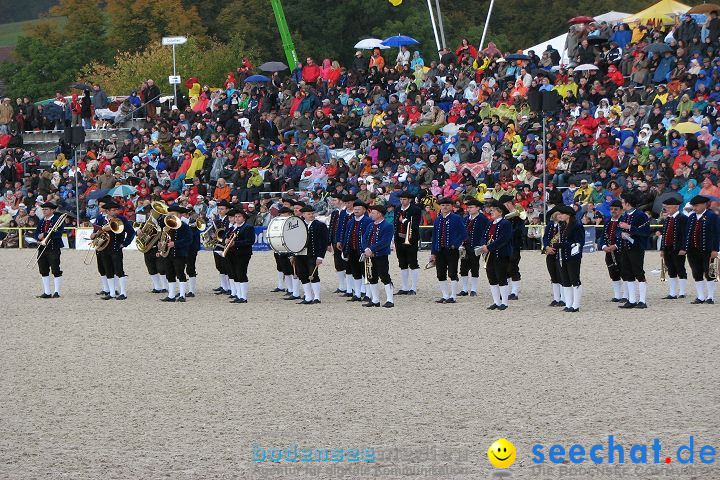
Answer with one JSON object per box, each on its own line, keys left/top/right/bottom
{"left": 680, "top": 195, "right": 719, "bottom": 304}
{"left": 542, "top": 210, "right": 564, "bottom": 307}
{"left": 213, "top": 200, "right": 232, "bottom": 295}
{"left": 501, "top": 195, "right": 524, "bottom": 300}
{"left": 659, "top": 197, "right": 688, "bottom": 300}
{"left": 185, "top": 211, "right": 201, "bottom": 297}
{"left": 226, "top": 209, "right": 256, "bottom": 303}
{"left": 553, "top": 205, "right": 584, "bottom": 313}
{"left": 273, "top": 206, "right": 295, "bottom": 295}
{"left": 618, "top": 193, "right": 651, "bottom": 309}
{"left": 296, "top": 205, "right": 329, "bottom": 304}
{"left": 342, "top": 200, "right": 373, "bottom": 302}
{"left": 93, "top": 196, "right": 111, "bottom": 296}
{"left": 362, "top": 204, "right": 395, "bottom": 308}
{"left": 458, "top": 198, "right": 489, "bottom": 297}
{"left": 430, "top": 197, "right": 467, "bottom": 304}
{"left": 480, "top": 202, "right": 512, "bottom": 310}
{"left": 34, "top": 202, "right": 65, "bottom": 298}
{"left": 139, "top": 204, "right": 167, "bottom": 294}
{"left": 598, "top": 200, "right": 626, "bottom": 302}
{"left": 336, "top": 194, "right": 357, "bottom": 297}
{"left": 160, "top": 205, "right": 192, "bottom": 302}
{"left": 328, "top": 194, "right": 349, "bottom": 294}
{"left": 394, "top": 192, "right": 421, "bottom": 295}
{"left": 288, "top": 200, "right": 306, "bottom": 300}
{"left": 100, "top": 201, "right": 135, "bottom": 300}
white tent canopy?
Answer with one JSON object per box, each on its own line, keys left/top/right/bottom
{"left": 524, "top": 11, "right": 630, "bottom": 65}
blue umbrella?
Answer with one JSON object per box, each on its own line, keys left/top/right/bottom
{"left": 108, "top": 185, "right": 137, "bottom": 197}
{"left": 87, "top": 188, "right": 110, "bottom": 200}
{"left": 381, "top": 35, "right": 419, "bottom": 47}
{"left": 244, "top": 74, "right": 271, "bottom": 83}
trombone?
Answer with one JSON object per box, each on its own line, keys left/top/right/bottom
{"left": 26, "top": 213, "right": 68, "bottom": 268}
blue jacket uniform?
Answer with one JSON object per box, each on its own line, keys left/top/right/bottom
{"left": 463, "top": 213, "right": 490, "bottom": 247}
{"left": 660, "top": 212, "right": 687, "bottom": 251}
{"left": 342, "top": 214, "right": 373, "bottom": 254}
{"left": 508, "top": 216, "right": 525, "bottom": 253}
{"left": 189, "top": 224, "right": 201, "bottom": 253}
{"left": 230, "top": 222, "right": 255, "bottom": 256}
{"left": 108, "top": 215, "right": 135, "bottom": 252}
{"left": 618, "top": 209, "right": 650, "bottom": 251}
{"left": 362, "top": 220, "right": 394, "bottom": 256}
{"left": 482, "top": 219, "right": 513, "bottom": 258}
{"left": 556, "top": 221, "right": 585, "bottom": 261}
{"left": 683, "top": 210, "right": 719, "bottom": 252}
{"left": 598, "top": 218, "right": 623, "bottom": 250}
{"left": 169, "top": 222, "right": 192, "bottom": 257}
{"left": 329, "top": 208, "right": 349, "bottom": 245}
{"left": 34, "top": 213, "right": 65, "bottom": 250}
{"left": 431, "top": 212, "right": 467, "bottom": 254}
{"left": 306, "top": 220, "right": 329, "bottom": 258}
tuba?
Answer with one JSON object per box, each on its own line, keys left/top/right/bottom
{"left": 157, "top": 214, "right": 181, "bottom": 257}
{"left": 201, "top": 217, "right": 225, "bottom": 250}
{"left": 136, "top": 201, "right": 167, "bottom": 253}
{"left": 93, "top": 217, "right": 124, "bottom": 252}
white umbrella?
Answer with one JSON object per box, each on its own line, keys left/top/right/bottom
{"left": 354, "top": 38, "right": 389, "bottom": 50}
{"left": 573, "top": 63, "right": 599, "bottom": 71}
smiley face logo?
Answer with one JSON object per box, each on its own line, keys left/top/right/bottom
{"left": 488, "top": 438, "right": 516, "bottom": 468}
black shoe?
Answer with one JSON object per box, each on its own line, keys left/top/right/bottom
{"left": 161, "top": 296, "right": 176, "bottom": 302}
{"left": 213, "top": 287, "right": 224, "bottom": 292}
{"left": 662, "top": 295, "right": 677, "bottom": 299}
{"left": 333, "top": 289, "right": 343, "bottom": 294}
{"left": 383, "top": 302, "right": 394, "bottom": 308}
{"left": 312, "top": 299, "right": 321, "bottom": 304}
{"left": 611, "top": 297, "right": 622, "bottom": 302}
{"left": 343, "top": 292, "right": 353, "bottom": 297}
{"left": 115, "top": 294, "right": 127, "bottom": 301}
{"left": 487, "top": 304, "right": 498, "bottom": 310}
{"left": 160, "top": 289, "right": 168, "bottom": 293}
{"left": 563, "top": 307, "right": 572, "bottom": 312}
{"left": 679, "top": 295, "right": 686, "bottom": 299}
{"left": 406, "top": 290, "right": 417, "bottom": 295}
{"left": 362, "top": 302, "right": 380, "bottom": 307}
{"left": 176, "top": 297, "right": 186, "bottom": 303}
{"left": 706, "top": 299, "right": 715, "bottom": 304}
{"left": 508, "top": 293, "right": 518, "bottom": 300}
{"left": 470, "top": 292, "right": 477, "bottom": 297}
{"left": 101, "top": 295, "right": 114, "bottom": 300}
{"left": 362, "top": 295, "right": 371, "bottom": 302}
{"left": 435, "top": 298, "right": 446, "bottom": 304}
{"left": 636, "top": 302, "right": 647, "bottom": 309}
{"left": 396, "top": 290, "right": 408, "bottom": 295}
{"left": 619, "top": 302, "right": 636, "bottom": 309}
{"left": 691, "top": 298, "right": 706, "bottom": 304}
{"left": 297, "top": 300, "right": 313, "bottom": 305}
{"left": 497, "top": 304, "right": 508, "bottom": 310}
{"left": 284, "top": 296, "right": 300, "bottom": 300}
{"left": 549, "top": 300, "right": 558, "bottom": 307}
{"left": 445, "top": 298, "right": 456, "bottom": 304}
{"left": 271, "top": 288, "right": 284, "bottom": 293}
{"left": 619, "top": 298, "right": 628, "bottom": 303}
{"left": 214, "top": 290, "right": 226, "bottom": 295}
{"left": 52, "top": 293, "right": 60, "bottom": 298}
{"left": 457, "top": 291, "right": 469, "bottom": 296}
{"left": 568, "top": 307, "right": 579, "bottom": 313}
{"left": 229, "top": 295, "right": 237, "bottom": 300}
{"left": 232, "top": 298, "right": 247, "bottom": 303}
{"left": 37, "top": 293, "right": 52, "bottom": 299}
{"left": 96, "top": 290, "right": 108, "bottom": 296}
{"left": 151, "top": 289, "right": 164, "bottom": 294}
{"left": 348, "top": 296, "right": 362, "bottom": 302}
{"left": 558, "top": 301, "right": 566, "bottom": 307}
{"left": 186, "top": 292, "right": 195, "bottom": 298}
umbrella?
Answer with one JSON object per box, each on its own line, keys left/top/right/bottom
{"left": 354, "top": 38, "right": 389, "bottom": 50}
{"left": 108, "top": 185, "right": 137, "bottom": 197}
{"left": 72, "top": 83, "right": 92, "bottom": 91}
{"left": 184, "top": 77, "right": 199, "bottom": 89}
{"left": 87, "top": 188, "right": 110, "bottom": 200}
{"left": 586, "top": 37, "right": 609, "bottom": 45}
{"left": 534, "top": 68, "right": 556, "bottom": 82}
{"left": 504, "top": 53, "right": 531, "bottom": 61}
{"left": 259, "top": 61, "right": 288, "bottom": 72}
{"left": 573, "top": 63, "right": 599, "bottom": 71}
{"left": 672, "top": 122, "right": 702, "bottom": 134}
{"left": 652, "top": 192, "right": 683, "bottom": 215}
{"left": 568, "top": 16, "right": 595, "bottom": 25}
{"left": 688, "top": 3, "right": 720, "bottom": 14}
{"left": 244, "top": 75, "right": 271, "bottom": 83}
{"left": 381, "top": 35, "right": 420, "bottom": 47}
{"left": 643, "top": 42, "right": 673, "bottom": 54}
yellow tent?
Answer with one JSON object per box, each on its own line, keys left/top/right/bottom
{"left": 623, "top": 0, "right": 691, "bottom": 25}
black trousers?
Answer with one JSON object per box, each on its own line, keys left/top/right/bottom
{"left": 333, "top": 245, "right": 345, "bottom": 272}
{"left": 166, "top": 256, "right": 187, "bottom": 282}
{"left": 620, "top": 249, "right": 645, "bottom": 282}
{"left": 395, "top": 242, "right": 419, "bottom": 270}
{"left": 214, "top": 251, "right": 228, "bottom": 275}
{"left": 274, "top": 252, "right": 283, "bottom": 272}
{"left": 546, "top": 254, "right": 560, "bottom": 284}
{"left": 96, "top": 251, "right": 105, "bottom": 276}
{"left": 227, "top": 253, "right": 251, "bottom": 282}
{"left": 278, "top": 255, "right": 293, "bottom": 276}
{"left": 38, "top": 248, "right": 62, "bottom": 277}
{"left": 143, "top": 248, "right": 165, "bottom": 276}
{"left": 506, "top": 250, "right": 521, "bottom": 281}
{"left": 663, "top": 249, "right": 686, "bottom": 279}
{"left": 460, "top": 247, "right": 481, "bottom": 277}
{"left": 435, "top": 247, "right": 459, "bottom": 281}
{"left": 186, "top": 251, "right": 197, "bottom": 278}
{"left": 295, "top": 255, "right": 320, "bottom": 284}
{"left": 486, "top": 254, "right": 509, "bottom": 286}
{"left": 558, "top": 256, "right": 582, "bottom": 287}
{"left": 369, "top": 255, "right": 391, "bottom": 285}
{"left": 345, "top": 249, "right": 363, "bottom": 280}
{"left": 604, "top": 251, "right": 622, "bottom": 282}
{"left": 687, "top": 248, "right": 711, "bottom": 281}
{"left": 101, "top": 250, "right": 125, "bottom": 278}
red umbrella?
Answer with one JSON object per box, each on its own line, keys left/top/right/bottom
{"left": 184, "top": 77, "right": 199, "bottom": 89}
{"left": 568, "top": 16, "right": 595, "bottom": 25}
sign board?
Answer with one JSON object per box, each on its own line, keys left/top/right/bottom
{"left": 162, "top": 36, "right": 187, "bottom": 45}
{"left": 168, "top": 75, "right": 181, "bottom": 85}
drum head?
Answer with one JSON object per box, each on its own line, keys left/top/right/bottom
{"left": 282, "top": 216, "right": 308, "bottom": 253}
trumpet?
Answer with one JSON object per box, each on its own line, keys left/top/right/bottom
{"left": 191, "top": 217, "right": 206, "bottom": 230}
{"left": 710, "top": 256, "right": 719, "bottom": 282}
{"left": 26, "top": 213, "right": 68, "bottom": 268}
{"left": 363, "top": 254, "right": 373, "bottom": 284}
{"left": 221, "top": 231, "right": 237, "bottom": 258}
{"left": 157, "top": 214, "right": 181, "bottom": 257}
{"left": 403, "top": 217, "right": 412, "bottom": 245}
{"left": 660, "top": 256, "right": 667, "bottom": 282}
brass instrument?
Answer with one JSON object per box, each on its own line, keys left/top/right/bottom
{"left": 363, "top": 254, "right": 373, "bottom": 284}
{"left": 403, "top": 214, "right": 412, "bottom": 245}
{"left": 505, "top": 204, "right": 528, "bottom": 221}
{"left": 84, "top": 217, "right": 124, "bottom": 265}
{"left": 710, "top": 256, "right": 719, "bottom": 282}
{"left": 660, "top": 256, "right": 667, "bottom": 282}
{"left": 459, "top": 245, "right": 467, "bottom": 260}
{"left": 544, "top": 231, "right": 560, "bottom": 255}
{"left": 192, "top": 217, "right": 206, "bottom": 230}
{"left": 201, "top": 216, "right": 225, "bottom": 250}
{"left": 221, "top": 230, "right": 237, "bottom": 258}
{"left": 26, "top": 213, "right": 68, "bottom": 268}
{"left": 424, "top": 257, "right": 436, "bottom": 270}
{"left": 157, "top": 214, "right": 181, "bottom": 257}
{"left": 136, "top": 201, "right": 168, "bottom": 253}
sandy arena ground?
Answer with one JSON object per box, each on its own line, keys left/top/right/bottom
{"left": 1, "top": 249, "right": 719, "bottom": 480}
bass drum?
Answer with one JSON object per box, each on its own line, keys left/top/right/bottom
{"left": 266, "top": 215, "right": 308, "bottom": 253}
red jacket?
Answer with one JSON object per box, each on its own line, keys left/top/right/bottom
{"left": 302, "top": 64, "right": 322, "bottom": 83}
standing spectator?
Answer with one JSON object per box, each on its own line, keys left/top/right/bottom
{"left": 0, "top": 98, "right": 15, "bottom": 134}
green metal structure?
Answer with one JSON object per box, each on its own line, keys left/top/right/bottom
{"left": 270, "top": 0, "right": 299, "bottom": 69}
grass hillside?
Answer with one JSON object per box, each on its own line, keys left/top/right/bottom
{"left": 0, "top": 17, "right": 66, "bottom": 47}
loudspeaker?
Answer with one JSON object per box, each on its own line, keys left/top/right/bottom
{"left": 64, "top": 126, "right": 86, "bottom": 146}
